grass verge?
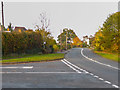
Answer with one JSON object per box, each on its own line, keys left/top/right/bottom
{"left": 94, "top": 51, "right": 119, "bottom": 62}
{"left": 1, "top": 53, "right": 64, "bottom": 64}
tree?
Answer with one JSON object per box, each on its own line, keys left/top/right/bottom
{"left": 36, "top": 12, "right": 50, "bottom": 31}
{"left": 93, "top": 12, "right": 120, "bottom": 52}
{"left": 72, "top": 37, "right": 83, "bottom": 47}
{"left": 35, "top": 12, "right": 56, "bottom": 53}
{"left": 57, "top": 28, "right": 77, "bottom": 50}
{"left": 8, "top": 22, "right": 13, "bottom": 32}
{"left": 89, "top": 35, "right": 95, "bottom": 48}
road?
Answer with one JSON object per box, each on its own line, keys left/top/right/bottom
{"left": 1, "top": 48, "right": 119, "bottom": 88}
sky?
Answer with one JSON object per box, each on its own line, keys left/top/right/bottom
{"left": 0, "top": 1, "right": 118, "bottom": 41}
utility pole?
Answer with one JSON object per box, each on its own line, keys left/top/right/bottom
{"left": 70, "top": 33, "right": 72, "bottom": 48}
{"left": 1, "top": 1, "right": 4, "bottom": 31}
{"left": 66, "top": 30, "right": 67, "bottom": 50}
{"left": 60, "top": 29, "right": 62, "bottom": 52}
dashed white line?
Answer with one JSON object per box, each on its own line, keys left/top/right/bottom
{"left": 81, "top": 48, "right": 119, "bottom": 70}
{"left": 62, "top": 59, "right": 119, "bottom": 88}
{"left": 90, "top": 73, "right": 94, "bottom": 76}
{"left": 94, "top": 75, "right": 99, "bottom": 78}
{"left": 112, "top": 84, "right": 119, "bottom": 88}
{"left": 98, "top": 78, "right": 104, "bottom": 81}
{"left": 104, "top": 81, "right": 111, "bottom": 84}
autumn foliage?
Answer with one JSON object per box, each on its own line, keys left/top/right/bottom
{"left": 90, "top": 12, "right": 120, "bottom": 53}
{"left": 2, "top": 31, "right": 56, "bottom": 56}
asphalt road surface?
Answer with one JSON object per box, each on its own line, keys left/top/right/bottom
{"left": 1, "top": 48, "right": 119, "bottom": 88}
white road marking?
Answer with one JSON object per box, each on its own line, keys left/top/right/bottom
{"left": 0, "top": 66, "right": 33, "bottom": 69}
{"left": 61, "top": 60, "right": 81, "bottom": 73}
{"left": 94, "top": 75, "right": 99, "bottom": 78}
{"left": 1, "top": 72, "right": 77, "bottom": 74}
{"left": 62, "top": 59, "right": 119, "bottom": 88}
{"left": 63, "top": 59, "right": 90, "bottom": 73}
{"left": 104, "top": 81, "right": 111, "bottom": 84}
{"left": 81, "top": 48, "right": 119, "bottom": 70}
{"left": 90, "top": 73, "right": 94, "bottom": 76}
{"left": 112, "top": 84, "right": 119, "bottom": 88}
{"left": 98, "top": 78, "right": 104, "bottom": 81}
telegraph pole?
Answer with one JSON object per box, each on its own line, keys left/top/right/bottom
{"left": 60, "top": 29, "right": 62, "bottom": 52}
{"left": 66, "top": 30, "right": 67, "bottom": 50}
{"left": 1, "top": 1, "right": 4, "bottom": 31}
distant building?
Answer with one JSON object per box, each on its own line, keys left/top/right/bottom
{"left": 3, "top": 31, "right": 11, "bottom": 33}
{"left": 25, "top": 29, "right": 33, "bottom": 32}
{"left": 14, "top": 27, "right": 27, "bottom": 32}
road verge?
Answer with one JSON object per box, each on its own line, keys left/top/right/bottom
{"left": 1, "top": 53, "right": 64, "bottom": 65}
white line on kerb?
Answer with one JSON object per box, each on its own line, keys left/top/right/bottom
{"left": 81, "top": 48, "right": 119, "bottom": 70}
{"left": 0, "top": 66, "right": 33, "bottom": 69}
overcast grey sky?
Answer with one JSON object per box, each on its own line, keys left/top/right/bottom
{"left": 0, "top": 2, "right": 118, "bottom": 40}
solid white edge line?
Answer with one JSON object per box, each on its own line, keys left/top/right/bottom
{"left": 81, "top": 48, "right": 119, "bottom": 70}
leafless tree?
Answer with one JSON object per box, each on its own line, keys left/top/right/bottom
{"left": 38, "top": 12, "right": 50, "bottom": 31}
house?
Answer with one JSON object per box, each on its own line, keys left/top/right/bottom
{"left": 25, "top": 29, "right": 33, "bottom": 32}
{"left": 14, "top": 27, "right": 27, "bottom": 32}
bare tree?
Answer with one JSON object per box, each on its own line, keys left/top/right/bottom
{"left": 35, "top": 12, "right": 51, "bottom": 50}
{"left": 38, "top": 12, "right": 50, "bottom": 31}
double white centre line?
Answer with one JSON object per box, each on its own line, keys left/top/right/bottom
{"left": 61, "top": 60, "right": 81, "bottom": 73}
{"left": 61, "top": 59, "right": 119, "bottom": 88}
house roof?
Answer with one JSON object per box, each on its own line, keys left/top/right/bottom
{"left": 14, "top": 27, "right": 27, "bottom": 31}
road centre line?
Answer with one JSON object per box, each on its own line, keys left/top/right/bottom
{"left": 81, "top": 48, "right": 119, "bottom": 70}
{"left": 62, "top": 59, "right": 119, "bottom": 88}
{"left": 63, "top": 59, "right": 89, "bottom": 74}
{"left": 61, "top": 60, "right": 81, "bottom": 73}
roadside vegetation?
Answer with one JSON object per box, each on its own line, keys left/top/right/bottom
{"left": 1, "top": 53, "right": 64, "bottom": 64}
{"left": 94, "top": 51, "right": 119, "bottom": 62}
{"left": 89, "top": 12, "right": 120, "bottom": 62}
{"left": 2, "top": 11, "right": 120, "bottom": 63}
{"left": 2, "top": 12, "right": 88, "bottom": 64}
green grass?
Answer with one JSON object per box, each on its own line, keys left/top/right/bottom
{"left": 1, "top": 53, "right": 64, "bottom": 64}
{"left": 2, "top": 54, "right": 36, "bottom": 59}
{"left": 94, "top": 51, "right": 119, "bottom": 62}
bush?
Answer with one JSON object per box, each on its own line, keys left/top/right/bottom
{"left": 2, "top": 32, "right": 43, "bottom": 56}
